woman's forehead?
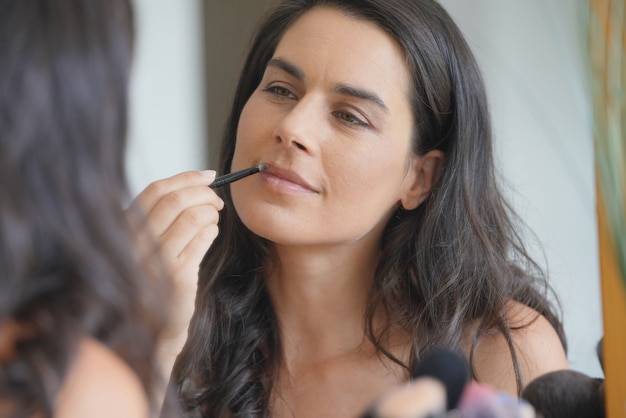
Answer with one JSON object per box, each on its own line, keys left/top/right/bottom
{"left": 272, "top": 7, "right": 411, "bottom": 101}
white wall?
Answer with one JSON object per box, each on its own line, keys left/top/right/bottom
{"left": 126, "top": 0, "right": 206, "bottom": 195}
{"left": 127, "top": 0, "right": 604, "bottom": 378}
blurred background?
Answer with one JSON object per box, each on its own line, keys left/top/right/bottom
{"left": 126, "top": 0, "right": 603, "bottom": 379}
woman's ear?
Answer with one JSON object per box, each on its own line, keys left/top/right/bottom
{"left": 400, "top": 150, "right": 445, "bottom": 210}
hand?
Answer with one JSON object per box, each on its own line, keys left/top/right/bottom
{"left": 129, "top": 170, "right": 224, "bottom": 340}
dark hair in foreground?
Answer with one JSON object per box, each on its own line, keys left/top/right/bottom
{"left": 0, "top": 1, "right": 168, "bottom": 416}
{"left": 173, "top": 0, "right": 566, "bottom": 416}
{"left": 522, "top": 370, "right": 605, "bottom": 418}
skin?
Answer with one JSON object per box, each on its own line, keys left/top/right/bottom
{"left": 54, "top": 338, "right": 149, "bottom": 418}
{"left": 469, "top": 300, "right": 569, "bottom": 396}
{"left": 144, "top": 6, "right": 568, "bottom": 417}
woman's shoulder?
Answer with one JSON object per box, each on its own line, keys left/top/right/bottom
{"left": 469, "top": 300, "right": 569, "bottom": 395}
{"left": 55, "top": 337, "right": 149, "bottom": 418}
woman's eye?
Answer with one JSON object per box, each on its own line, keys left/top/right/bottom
{"left": 263, "top": 85, "right": 297, "bottom": 99}
{"left": 333, "top": 110, "right": 368, "bottom": 127}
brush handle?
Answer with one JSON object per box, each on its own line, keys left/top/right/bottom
{"left": 209, "top": 164, "right": 266, "bottom": 189}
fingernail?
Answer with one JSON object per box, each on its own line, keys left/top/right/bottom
{"left": 201, "top": 170, "right": 216, "bottom": 179}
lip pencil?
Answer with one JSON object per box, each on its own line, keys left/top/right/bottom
{"left": 209, "top": 163, "right": 268, "bottom": 189}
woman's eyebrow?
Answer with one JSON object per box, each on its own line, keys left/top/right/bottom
{"left": 266, "top": 57, "right": 388, "bottom": 112}
{"left": 267, "top": 57, "right": 305, "bottom": 81}
{"left": 333, "top": 83, "right": 388, "bottom": 112}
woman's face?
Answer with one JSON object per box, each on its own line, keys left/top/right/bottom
{"left": 231, "top": 6, "right": 420, "bottom": 247}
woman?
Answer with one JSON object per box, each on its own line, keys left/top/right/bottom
{"left": 142, "top": 0, "right": 569, "bottom": 416}
{"left": 0, "top": 1, "right": 186, "bottom": 416}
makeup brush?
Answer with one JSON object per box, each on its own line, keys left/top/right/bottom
{"left": 209, "top": 163, "right": 268, "bottom": 189}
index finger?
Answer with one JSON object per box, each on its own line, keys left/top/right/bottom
{"left": 131, "top": 170, "right": 217, "bottom": 215}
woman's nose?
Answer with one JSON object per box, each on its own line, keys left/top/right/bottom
{"left": 272, "top": 97, "right": 321, "bottom": 154}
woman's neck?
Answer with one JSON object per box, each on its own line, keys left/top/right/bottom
{"left": 266, "top": 241, "right": 380, "bottom": 371}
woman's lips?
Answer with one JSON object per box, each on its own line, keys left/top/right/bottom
{"left": 260, "top": 165, "right": 318, "bottom": 193}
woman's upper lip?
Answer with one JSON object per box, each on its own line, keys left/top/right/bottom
{"left": 262, "top": 164, "right": 318, "bottom": 192}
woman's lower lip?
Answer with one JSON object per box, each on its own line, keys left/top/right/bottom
{"left": 260, "top": 172, "right": 317, "bottom": 194}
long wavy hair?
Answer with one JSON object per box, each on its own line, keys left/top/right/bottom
{"left": 0, "top": 1, "right": 169, "bottom": 416}
{"left": 173, "top": 0, "right": 566, "bottom": 416}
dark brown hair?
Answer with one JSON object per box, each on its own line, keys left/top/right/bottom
{"left": 0, "top": 1, "right": 169, "bottom": 416}
{"left": 173, "top": 0, "right": 566, "bottom": 416}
